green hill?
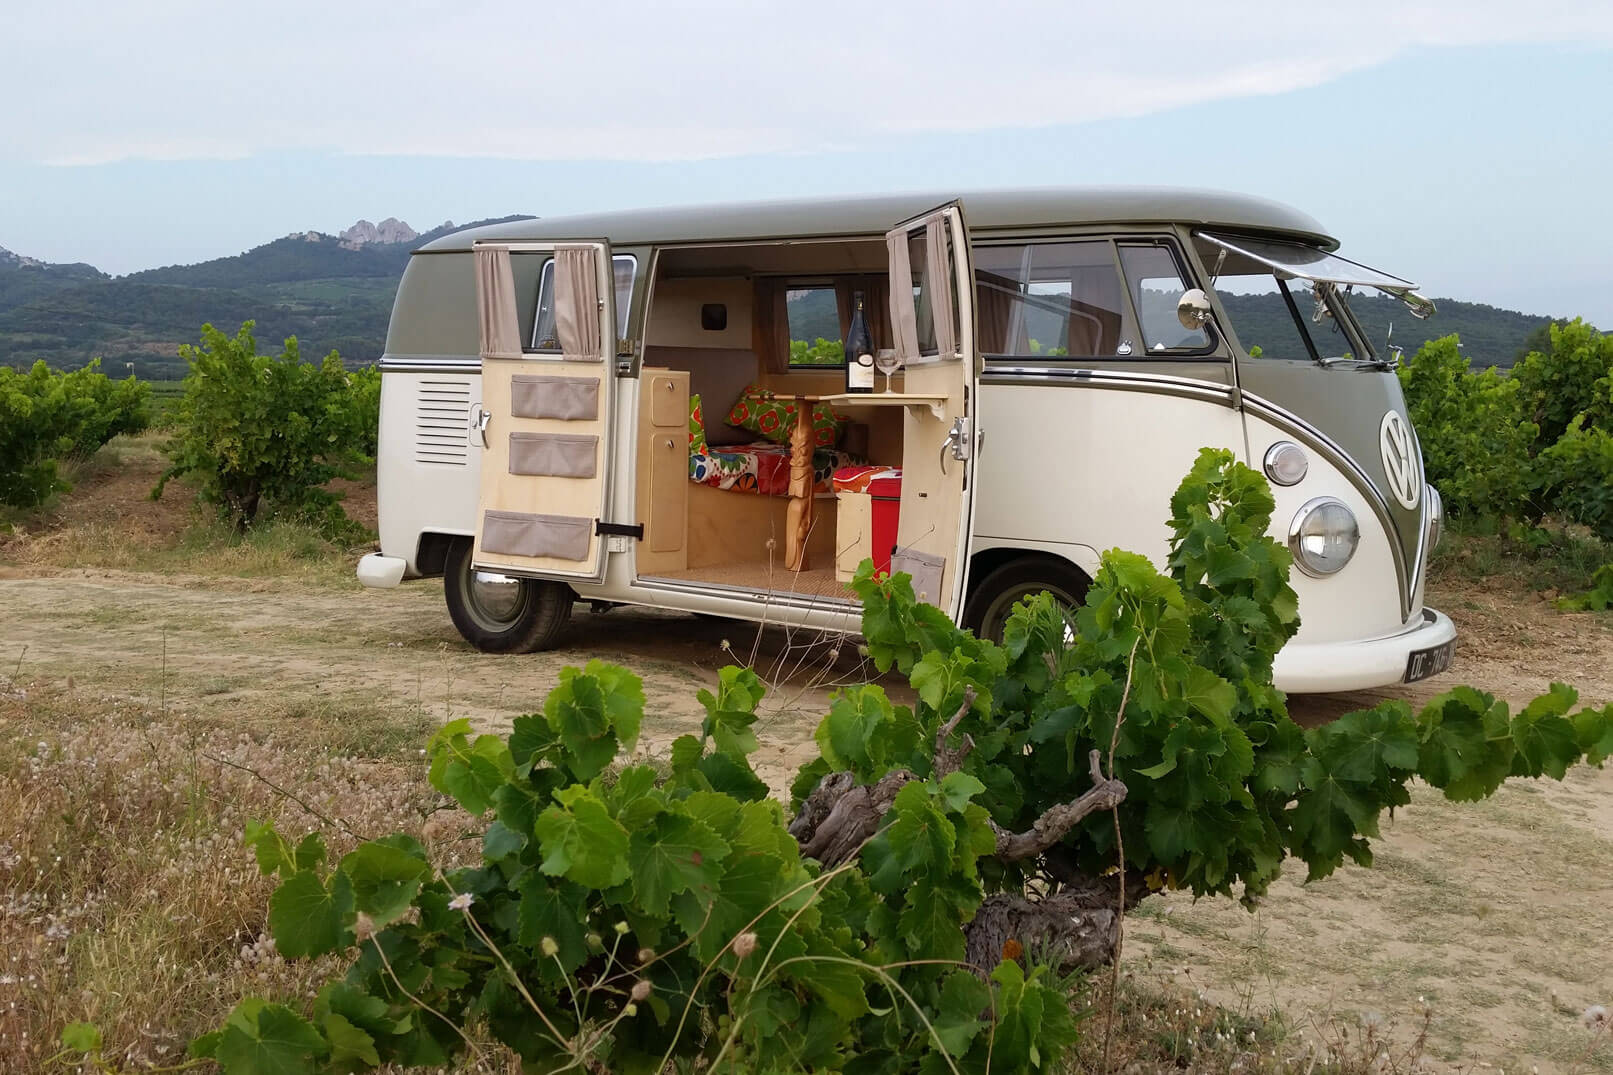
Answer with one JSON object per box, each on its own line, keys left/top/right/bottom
{"left": 0, "top": 247, "right": 108, "bottom": 313}
{"left": 1215, "top": 291, "right": 1559, "bottom": 369}
{"left": 0, "top": 217, "right": 531, "bottom": 378}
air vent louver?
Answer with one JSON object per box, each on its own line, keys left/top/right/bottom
{"left": 415, "top": 379, "right": 471, "bottom": 465}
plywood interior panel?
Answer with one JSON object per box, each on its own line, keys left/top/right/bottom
{"left": 634, "top": 369, "right": 689, "bottom": 575}
{"left": 645, "top": 277, "right": 752, "bottom": 348}
{"left": 646, "top": 433, "right": 686, "bottom": 553}
{"left": 894, "top": 360, "right": 967, "bottom": 611}
{"left": 683, "top": 484, "right": 837, "bottom": 570}
{"left": 476, "top": 356, "right": 608, "bottom": 574}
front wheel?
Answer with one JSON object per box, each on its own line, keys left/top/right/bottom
{"left": 443, "top": 540, "right": 573, "bottom": 653}
{"left": 961, "top": 557, "right": 1090, "bottom": 644}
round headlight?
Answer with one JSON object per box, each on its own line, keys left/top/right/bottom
{"left": 1263, "top": 441, "right": 1309, "bottom": 486}
{"left": 1289, "top": 497, "right": 1359, "bottom": 577}
{"left": 1426, "top": 485, "right": 1444, "bottom": 550}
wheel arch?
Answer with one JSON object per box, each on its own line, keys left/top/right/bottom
{"left": 415, "top": 531, "right": 467, "bottom": 578}
{"left": 965, "top": 544, "right": 1096, "bottom": 603}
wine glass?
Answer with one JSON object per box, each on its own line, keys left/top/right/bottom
{"left": 874, "top": 348, "right": 901, "bottom": 394}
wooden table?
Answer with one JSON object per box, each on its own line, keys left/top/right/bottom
{"left": 773, "top": 393, "right": 948, "bottom": 572}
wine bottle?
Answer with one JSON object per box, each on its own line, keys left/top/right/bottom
{"left": 844, "top": 291, "right": 875, "bottom": 394}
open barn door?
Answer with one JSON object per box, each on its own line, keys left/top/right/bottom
{"left": 471, "top": 241, "right": 618, "bottom": 581}
{"left": 885, "top": 203, "right": 980, "bottom": 617}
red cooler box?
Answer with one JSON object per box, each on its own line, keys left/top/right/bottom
{"left": 832, "top": 466, "right": 902, "bottom": 581}
{"left": 867, "top": 472, "right": 902, "bottom": 578}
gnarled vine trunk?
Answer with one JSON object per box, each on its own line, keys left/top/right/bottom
{"left": 788, "top": 687, "right": 1132, "bottom": 971}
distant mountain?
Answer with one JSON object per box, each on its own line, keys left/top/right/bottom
{"left": 0, "top": 246, "right": 109, "bottom": 313}
{"left": 0, "top": 217, "right": 532, "bottom": 376}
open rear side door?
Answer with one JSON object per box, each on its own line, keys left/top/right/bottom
{"left": 885, "top": 203, "right": 979, "bottom": 618}
{"left": 471, "top": 241, "right": 617, "bottom": 581}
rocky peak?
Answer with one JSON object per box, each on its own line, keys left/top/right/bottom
{"left": 338, "top": 217, "right": 419, "bottom": 248}
{"left": 0, "top": 246, "right": 45, "bottom": 269}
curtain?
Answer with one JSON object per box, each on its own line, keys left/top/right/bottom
{"left": 752, "top": 278, "right": 792, "bottom": 373}
{"left": 475, "top": 247, "right": 522, "bottom": 361}
{"left": 887, "top": 230, "right": 918, "bottom": 362}
{"left": 925, "top": 216, "right": 956, "bottom": 360}
{"left": 554, "top": 244, "right": 601, "bottom": 358}
{"left": 976, "top": 272, "right": 1016, "bottom": 355}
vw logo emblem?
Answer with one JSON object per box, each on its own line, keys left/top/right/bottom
{"left": 1379, "top": 411, "right": 1421, "bottom": 510}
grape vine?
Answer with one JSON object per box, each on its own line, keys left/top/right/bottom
{"left": 61, "top": 449, "right": 1608, "bottom": 1075}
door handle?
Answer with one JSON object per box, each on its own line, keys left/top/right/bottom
{"left": 938, "top": 416, "right": 970, "bottom": 475}
{"left": 469, "top": 403, "right": 491, "bottom": 448}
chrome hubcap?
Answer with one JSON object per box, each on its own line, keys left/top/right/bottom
{"left": 981, "top": 585, "right": 1080, "bottom": 645}
{"left": 467, "top": 569, "right": 525, "bottom": 625}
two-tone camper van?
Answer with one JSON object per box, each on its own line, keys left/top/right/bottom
{"left": 357, "top": 188, "right": 1455, "bottom": 692}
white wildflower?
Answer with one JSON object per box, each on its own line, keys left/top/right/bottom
{"left": 448, "top": 892, "right": 474, "bottom": 912}
{"left": 1584, "top": 1004, "right": 1609, "bottom": 1030}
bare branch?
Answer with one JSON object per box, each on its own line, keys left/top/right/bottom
{"left": 989, "top": 750, "right": 1128, "bottom": 862}
{"left": 933, "top": 686, "right": 978, "bottom": 778}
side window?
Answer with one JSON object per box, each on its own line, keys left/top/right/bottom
{"left": 1117, "top": 244, "right": 1209, "bottom": 353}
{"left": 785, "top": 284, "right": 844, "bottom": 367}
{"left": 531, "top": 254, "right": 636, "bottom": 352}
{"left": 907, "top": 229, "right": 939, "bottom": 356}
{"left": 973, "top": 241, "right": 1128, "bottom": 358}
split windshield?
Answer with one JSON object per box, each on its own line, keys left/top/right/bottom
{"left": 1193, "top": 234, "right": 1375, "bottom": 363}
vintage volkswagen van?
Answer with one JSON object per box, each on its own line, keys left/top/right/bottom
{"left": 358, "top": 188, "right": 1455, "bottom": 692}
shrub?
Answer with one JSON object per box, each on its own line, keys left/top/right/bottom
{"left": 153, "top": 322, "right": 376, "bottom": 534}
{"left": 1511, "top": 319, "right": 1613, "bottom": 443}
{"left": 1400, "top": 325, "right": 1613, "bottom": 589}
{"left": 0, "top": 359, "right": 149, "bottom": 508}
{"left": 1397, "top": 335, "right": 1540, "bottom": 521}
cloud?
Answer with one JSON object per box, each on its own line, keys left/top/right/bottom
{"left": 8, "top": 0, "right": 1613, "bottom": 165}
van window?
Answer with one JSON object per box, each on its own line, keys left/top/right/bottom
{"left": 531, "top": 255, "right": 636, "bottom": 352}
{"left": 1117, "top": 244, "right": 1210, "bottom": 353}
{"left": 1192, "top": 236, "right": 1360, "bottom": 361}
{"left": 786, "top": 284, "right": 844, "bottom": 366}
{"left": 974, "top": 241, "right": 1128, "bottom": 358}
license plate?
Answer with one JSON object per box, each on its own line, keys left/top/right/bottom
{"left": 1405, "top": 639, "right": 1455, "bottom": 683}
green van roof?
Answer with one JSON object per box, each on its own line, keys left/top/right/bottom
{"left": 418, "top": 187, "right": 1334, "bottom": 253}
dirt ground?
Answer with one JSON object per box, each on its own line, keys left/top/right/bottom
{"left": 2, "top": 444, "right": 1611, "bottom": 1071}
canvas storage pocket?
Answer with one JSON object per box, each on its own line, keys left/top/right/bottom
{"left": 892, "top": 547, "right": 945, "bottom": 606}
{"left": 509, "top": 375, "right": 599, "bottom": 420}
{"left": 508, "top": 433, "right": 598, "bottom": 478}
{"left": 481, "top": 511, "right": 592, "bottom": 561}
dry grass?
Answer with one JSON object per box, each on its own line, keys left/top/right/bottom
{"left": 0, "top": 681, "right": 510, "bottom": 1072}
{"left": 0, "top": 432, "right": 375, "bottom": 589}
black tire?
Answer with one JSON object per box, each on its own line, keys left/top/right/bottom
{"left": 443, "top": 540, "right": 573, "bottom": 653}
{"left": 961, "top": 556, "right": 1090, "bottom": 644}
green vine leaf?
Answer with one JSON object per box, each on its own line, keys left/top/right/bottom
{"left": 427, "top": 719, "right": 513, "bottom": 815}
{"left": 269, "top": 869, "right": 354, "bottom": 959}
{"left": 212, "top": 1000, "right": 327, "bottom": 1075}
{"left": 628, "top": 812, "right": 730, "bottom": 916}
{"left": 533, "top": 786, "right": 631, "bottom": 889}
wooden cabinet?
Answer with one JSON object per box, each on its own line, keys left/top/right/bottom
{"left": 635, "top": 370, "right": 689, "bottom": 574}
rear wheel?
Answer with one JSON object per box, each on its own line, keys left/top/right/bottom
{"left": 962, "top": 556, "right": 1090, "bottom": 644}
{"left": 443, "top": 540, "right": 573, "bottom": 653}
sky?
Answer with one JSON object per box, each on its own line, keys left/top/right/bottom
{"left": 3, "top": 0, "right": 1611, "bottom": 325}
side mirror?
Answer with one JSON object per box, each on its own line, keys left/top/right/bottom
{"left": 1398, "top": 290, "right": 1437, "bottom": 321}
{"left": 1177, "top": 288, "right": 1214, "bottom": 331}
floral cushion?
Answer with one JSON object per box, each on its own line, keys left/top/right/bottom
{"left": 690, "top": 444, "right": 865, "bottom": 497}
{"left": 688, "top": 393, "right": 707, "bottom": 454}
{"left": 725, "top": 385, "right": 846, "bottom": 448}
